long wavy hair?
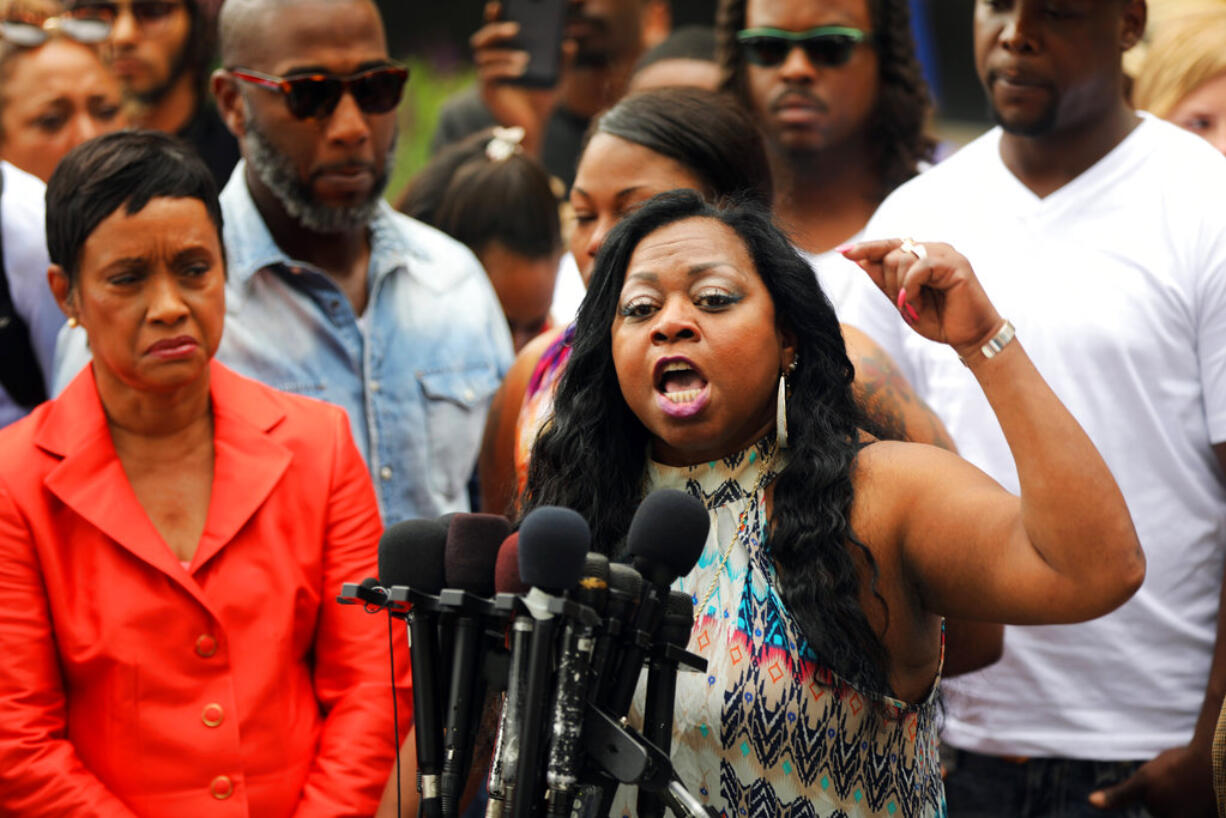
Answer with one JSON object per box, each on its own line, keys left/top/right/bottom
{"left": 522, "top": 190, "right": 890, "bottom": 695}
{"left": 715, "top": 0, "right": 934, "bottom": 201}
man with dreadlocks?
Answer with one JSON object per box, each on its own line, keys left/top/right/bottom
{"left": 714, "top": 0, "right": 947, "bottom": 428}
{"left": 68, "top": 0, "right": 239, "bottom": 187}
{"left": 715, "top": 0, "right": 932, "bottom": 266}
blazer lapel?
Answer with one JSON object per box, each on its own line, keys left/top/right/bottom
{"left": 38, "top": 368, "right": 188, "bottom": 582}
{"left": 190, "top": 362, "right": 291, "bottom": 571}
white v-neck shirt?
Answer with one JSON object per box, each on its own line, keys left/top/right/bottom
{"left": 841, "top": 115, "right": 1226, "bottom": 759}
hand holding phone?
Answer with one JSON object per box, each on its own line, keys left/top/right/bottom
{"left": 471, "top": 1, "right": 573, "bottom": 155}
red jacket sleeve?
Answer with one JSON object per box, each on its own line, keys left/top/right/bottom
{"left": 0, "top": 484, "right": 139, "bottom": 817}
{"left": 292, "top": 410, "right": 414, "bottom": 818}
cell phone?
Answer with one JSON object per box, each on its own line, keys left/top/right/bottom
{"left": 501, "top": 0, "right": 568, "bottom": 88}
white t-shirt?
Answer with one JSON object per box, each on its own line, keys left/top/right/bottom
{"left": 0, "top": 162, "right": 59, "bottom": 429}
{"left": 550, "top": 252, "right": 586, "bottom": 326}
{"left": 842, "top": 115, "right": 1226, "bottom": 760}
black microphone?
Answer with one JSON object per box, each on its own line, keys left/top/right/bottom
{"left": 486, "top": 533, "right": 527, "bottom": 818}
{"left": 544, "top": 553, "right": 610, "bottom": 818}
{"left": 510, "top": 506, "right": 591, "bottom": 818}
{"left": 588, "top": 562, "right": 644, "bottom": 707}
{"left": 637, "top": 590, "right": 697, "bottom": 818}
{"left": 604, "top": 489, "right": 709, "bottom": 720}
{"left": 378, "top": 519, "right": 449, "bottom": 818}
{"left": 440, "top": 513, "right": 513, "bottom": 818}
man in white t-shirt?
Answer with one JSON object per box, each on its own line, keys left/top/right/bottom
{"left": 841, "top": 2, "right": 1226, "bottom": 815}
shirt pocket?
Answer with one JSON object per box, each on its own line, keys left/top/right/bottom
{"left": 416, "top": 364, "right": 501, "bottom": 504}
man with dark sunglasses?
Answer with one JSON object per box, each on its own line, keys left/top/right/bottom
{"left": 203, "top": 0, "right": 512, "bottom": 527}
{"left": 67, "top": 0, "right": 238, "bottom": 186}
{"left": 716, "top": 0, "right": 933, "bottom": 262}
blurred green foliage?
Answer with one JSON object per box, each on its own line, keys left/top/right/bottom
{"left": 387, "top": 56, "right": 475, "bottom": 206}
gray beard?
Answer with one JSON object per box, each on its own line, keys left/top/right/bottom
{"left": 241, "top": 115, "right": 394, "bottom": 235}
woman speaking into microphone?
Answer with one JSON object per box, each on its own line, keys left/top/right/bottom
{"left": 520, "top": 191, "right": 1145, "bottom": 818}
{"left": 0, "top": 131, "right": 409, "bottom": 816}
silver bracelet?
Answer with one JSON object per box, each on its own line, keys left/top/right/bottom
{"left": 960, "top": 319, "right": 1015, "bottom": 367}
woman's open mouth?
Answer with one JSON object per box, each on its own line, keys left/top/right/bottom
{"left": 653, "top": 357, "right": 711, "bottom": 418}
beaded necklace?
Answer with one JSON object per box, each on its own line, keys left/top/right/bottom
{"left": 695, "top": 438, "right": 779, "bottom": 613}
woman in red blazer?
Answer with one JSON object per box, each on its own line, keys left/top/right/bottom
{"left": 0, "top": 131, "right": 411, "bottom": 816}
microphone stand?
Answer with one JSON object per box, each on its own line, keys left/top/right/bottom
{"left": 577, "top": 703, "right": 717, "bottom": 818}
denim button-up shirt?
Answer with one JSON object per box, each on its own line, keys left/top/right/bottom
{"left": 53, "top": 164, "right": 514, "bottom": 524}
{"left": 219, "top": 166, "right": 513, "bottom": 523}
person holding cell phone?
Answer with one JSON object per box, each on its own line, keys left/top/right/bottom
{"left": 432, "top": 0, "right": 670, "bottom": 189}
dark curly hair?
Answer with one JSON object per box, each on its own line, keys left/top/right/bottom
{"left": 522, "top": 190, "right": 891, "bottom": 695}
{"left": 715, "top": 0, "right": 935, "bottom": 201}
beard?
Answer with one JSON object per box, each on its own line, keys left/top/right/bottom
{"left": 989, "top": 100, "right": 1060, "bottom": 138}
{"left": 133, "top": 43, "right": 191, "bottom": 107}
{"left": 241, "top": 110, "right": 395, "bottom": 235}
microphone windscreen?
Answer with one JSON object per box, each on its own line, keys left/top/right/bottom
{"left": 379, "top": 518, "right": 448, "bottom": 592}
{"left": 518, "top": 506, "right": 591, "bottom": 593}
{"left": 627, "top": 489, "right": 710, "bottom": 584}
{"left": 659, "top": 589, "right": 695, "bottom": 647}
{"left": 494, "top": 532, "right": 528, "bottom": 594}
{"left": 608, "top": 563, "right": 643, "bottom": 602}
{"left": 444, "top": 513, "right": 512, "bottom": 596}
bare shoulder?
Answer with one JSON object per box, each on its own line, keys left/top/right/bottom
{"left": 505, "top": 326, "right": 567, "bottom": 398}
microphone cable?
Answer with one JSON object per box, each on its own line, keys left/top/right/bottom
{"left": 362, "top": 584, "right": 403, "bottom": 818}
{"left": 387, "top": 609, "right": 402, "bottom": 818}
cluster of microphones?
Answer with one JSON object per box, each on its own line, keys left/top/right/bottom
{"left": 338, "top": 488, "right": 718, "bottom": 818}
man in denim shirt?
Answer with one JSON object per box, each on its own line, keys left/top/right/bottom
{"left": 56, "top": 0, "right": 513, "bottom": 523}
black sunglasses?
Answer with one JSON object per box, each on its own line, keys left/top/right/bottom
{"left": 736, "top": 26, "right": 870, "bottom": 68}
{"left": 229, "top": 64, "right": 409, "bottom": 120}
{"left": 70, "top": 0, "right": 182, "bottom": 27}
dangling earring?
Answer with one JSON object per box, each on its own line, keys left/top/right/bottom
{"left": 67, "top": 316, "right": 79, "bottom": 329}
{"left": 776, "top": 355, "right": 798, "bottom": 450}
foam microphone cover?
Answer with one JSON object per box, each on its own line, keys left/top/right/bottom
{"left": 518, "top": 506, "right": 591, "bottom": 593}
{"left": 494, "top": 532, "right": 529, "bottom": 595}
{"left": 445, "top": 513, "right": 513, "bottom": 596}
{"left": 608, "top": 562, "right": 643, "bottom": 602}
{"left": 379, "top": 518, "right": 448, "bottom": 592}
{"left": 658, "top": 589, "right": 696, "bottom": 648}
{"left": 626, "top": 489, "right": 710, "bottom": 585}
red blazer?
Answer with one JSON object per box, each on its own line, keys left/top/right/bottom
{"left": 0, "top": 361, "right": 412, "bottom": 817}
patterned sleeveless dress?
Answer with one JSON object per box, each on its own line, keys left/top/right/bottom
{"left": 614, "top": 437, "right": 947, "bottom": 818}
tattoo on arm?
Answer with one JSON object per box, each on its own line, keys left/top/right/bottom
{"left": 854, "top": 350, "right": 956, "bottom": 451}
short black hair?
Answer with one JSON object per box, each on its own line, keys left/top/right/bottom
{"left": 46, "top": 130, "right": 224, "bottom": 286}
{"left": 397, "top": 128, "right": 562, "bottom": 259}
{"left": 588, "top": 86, "right": 774, "bottom": 207}
{"left": 632, "top": 24, "right": 717, "bottom": 74}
